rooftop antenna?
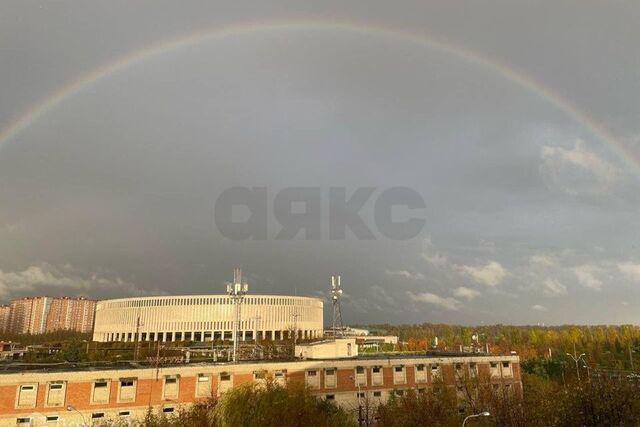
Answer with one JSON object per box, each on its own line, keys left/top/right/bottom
{"left": 331, "top": 275, "right": 344, "bottom": 338}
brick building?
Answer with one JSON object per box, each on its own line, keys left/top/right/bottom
{"left": 0, "top": 353, "right": 521, "bottom": 426}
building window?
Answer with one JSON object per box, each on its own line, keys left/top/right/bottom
{"left": 393, "top": 366, "right": 406, "bottom": 385}
{"left": 218, "top": 373, "right": 232, "bottom": 395}
{"left": 355, "top": 366, "right": 367, "bottom": 386}
{"left": 469, "top": 363, "right": 478, "bottom": 377}
{"left": 163, "top": 375, "right": 179, "bottom": 399}
{"left": 118, "top": 410, "right": 131, "bottom": 417}
{"left": 325, "top": 368, "right": 336, "bottom": 388}
{"left": 274, "top": 370, "right": 286, "bottom": 386}
{"left": 373, "top": 391, "right": 382, "bottom": 397}
{"left": 92, "top": 413, "right": 105, "bottom": 419}
{"left": 306, "top": 370, "right": 320, "bottom": 389}
{"left": 91, "top": 380, "right": 110, "bottom": 404}
{"left": 163, "top": 407, "right": 175, "bottom": 413}
{"left": 196, "top": 374, "right": 211, "bottom": 397}
{"left": 46, "top": 415, "right": 59, "bottom": 422}
{"left": 17, "top": 384, "right": 38, "bottom": 408}
{"left": 325, "top": 394, "right": 335, "bottom": 400}
{"left": 16, "top": 418, "right": 31, "bottom": 424}
{"left": 118, "top": 378, "right": 137, "bottom": 402}
{"left": 431, "top": 364, "right": 441, "bottom": 380}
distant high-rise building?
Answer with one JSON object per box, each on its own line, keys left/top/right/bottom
{"left": 45, "top": 297, "right": 96, "bottom": 333}
{"left": 0, "top": 304, "right": 10, "bottom": 333}
{"left": 7, "top": 297, "right": 42, "bottom": 334}
{"left": 3, "top": 296, "right": 96, "bottom": 335}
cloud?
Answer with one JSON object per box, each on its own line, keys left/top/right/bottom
{"left": 618, "top": 262, "right": 640, "bottom": 282}
{"left": 0, "top": 263, "right": 154, "bottom": 301}
{"left": 454, "top": 287, "right": 481, "bottom": 301}
{"left": 531, "top": 304, "right": 548, "bottom": 312}
{"left": 407, "top": 291, "right": 461, "bottom": 311}
{"left": 542, "top": 278, "right": 567, "bottom": 297}
{"left": 573, "top": 264, "right": 603, "bottom": 290}
{"left": 422, "top": 253, "right": 449, "bottom": 268}
{"left": 370, "top": 285, "right": 396, "bottom": 306}
{"left": 385, "top": 270, "right": 425, "bottom": 281}
{"left": 460, "top": 261, "right": 507, "bottom": 287}
{"left": 421, "top": 236, "right": 449, "bottom": 268}
{"left": 530, "top": 254, "right": 558, "bottom": 267}
{"left": 541, "top": 139, "right": 618, "bottom": 184}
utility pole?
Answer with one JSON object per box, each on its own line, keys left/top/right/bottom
{"left": 227, "top": 268, "right": 248, "bottom": 363}
{"left": 254, "top": 315, "right": 261, "bottom": 346}
{"left": 134, "top": 315, "right": 144, "bottom": 362}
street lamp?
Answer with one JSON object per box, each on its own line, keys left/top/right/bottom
{"left": 226, "top": 268, "right": 248, "bottom": 363}
{"left": 349, "top": 375, "right": 364, "bottom": 427}
{"left": 462, "top": 411, "right": 490, "bottom": 426}
{"left": 566, "top": 351, "right": 587, "bottom": 381}
{"left": 66, "top": 405, "right": 87, "bottom": 427}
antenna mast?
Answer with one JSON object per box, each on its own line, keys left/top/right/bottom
{"left": 331, "top": 275, "right": 344, "bottom": 338}
{"left": 227, "top": 267, "right": 248, "bottom": 363}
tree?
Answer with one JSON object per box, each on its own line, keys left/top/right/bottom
{"left": 209, "top": 380, "right": 356, "bottom": 427}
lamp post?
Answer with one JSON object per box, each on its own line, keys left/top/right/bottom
{"left": 566, "top": 349, "right": 587, "bottom": 381}
{"left": 628, "top": 344, "right": 640, "bottom": 371}
{"left": 227, "top": 268, "right": 248, "bottom": 363}
{"left": 66, "top": 405, "right": 88, "bottom": 427}
{"left": 349, "top": 375, "right": 364, "bottom": 427}
{"left": 291, "top": 312, "right": 300, "bottom": 355}
{"left": 134, "top": 314, "right": 144, "bottom": 361}
{"left": 462, "top": 411, "right": 490, "bottom": 427}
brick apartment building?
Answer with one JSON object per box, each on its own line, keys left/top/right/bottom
{"left": 2, "top": 297, "right": 96, "bottom": 335}
{"left": 0, "top": 348, "right": 521, "bottom": 426}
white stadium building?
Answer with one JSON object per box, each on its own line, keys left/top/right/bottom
{"left": 92, "top": 295, "right": 324, "bottom": 342}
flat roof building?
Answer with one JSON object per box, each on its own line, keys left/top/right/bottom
{"left": 0, "top": 353, "right": 521, "bottom": 426}
{"left": 92, "top": 295, "right": 324, "bottom": 343}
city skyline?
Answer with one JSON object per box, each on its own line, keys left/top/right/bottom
{"left": 1, "top": 2, "right": 640, "bottom": 325}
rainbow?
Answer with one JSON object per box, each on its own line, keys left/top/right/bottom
{"left": 0, "top": 19, "right": 636, "bottom": 174}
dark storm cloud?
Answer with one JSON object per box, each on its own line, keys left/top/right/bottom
{"left": 0, "top": 0, "right": 639, "bottom": 325}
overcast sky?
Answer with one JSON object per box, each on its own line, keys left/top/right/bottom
{"left": 1, "top": 1, "right": 639, "bottom": 325}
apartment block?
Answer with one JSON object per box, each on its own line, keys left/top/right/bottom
{"left": 3, "top": 296, "right": 96, "bottom": 335}
{"left": 0, "top": 306, "right": 9, "bottom": 333}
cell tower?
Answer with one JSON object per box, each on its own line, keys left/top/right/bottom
{"left": 226, "top": 268, "right": 248, "bottom": 363}
{"left": 331, "top": 275, "right": 344, "bottom": 338}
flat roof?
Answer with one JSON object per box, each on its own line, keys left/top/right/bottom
{"left": 0, "top": 351, "right": 515, "bottom": 374}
